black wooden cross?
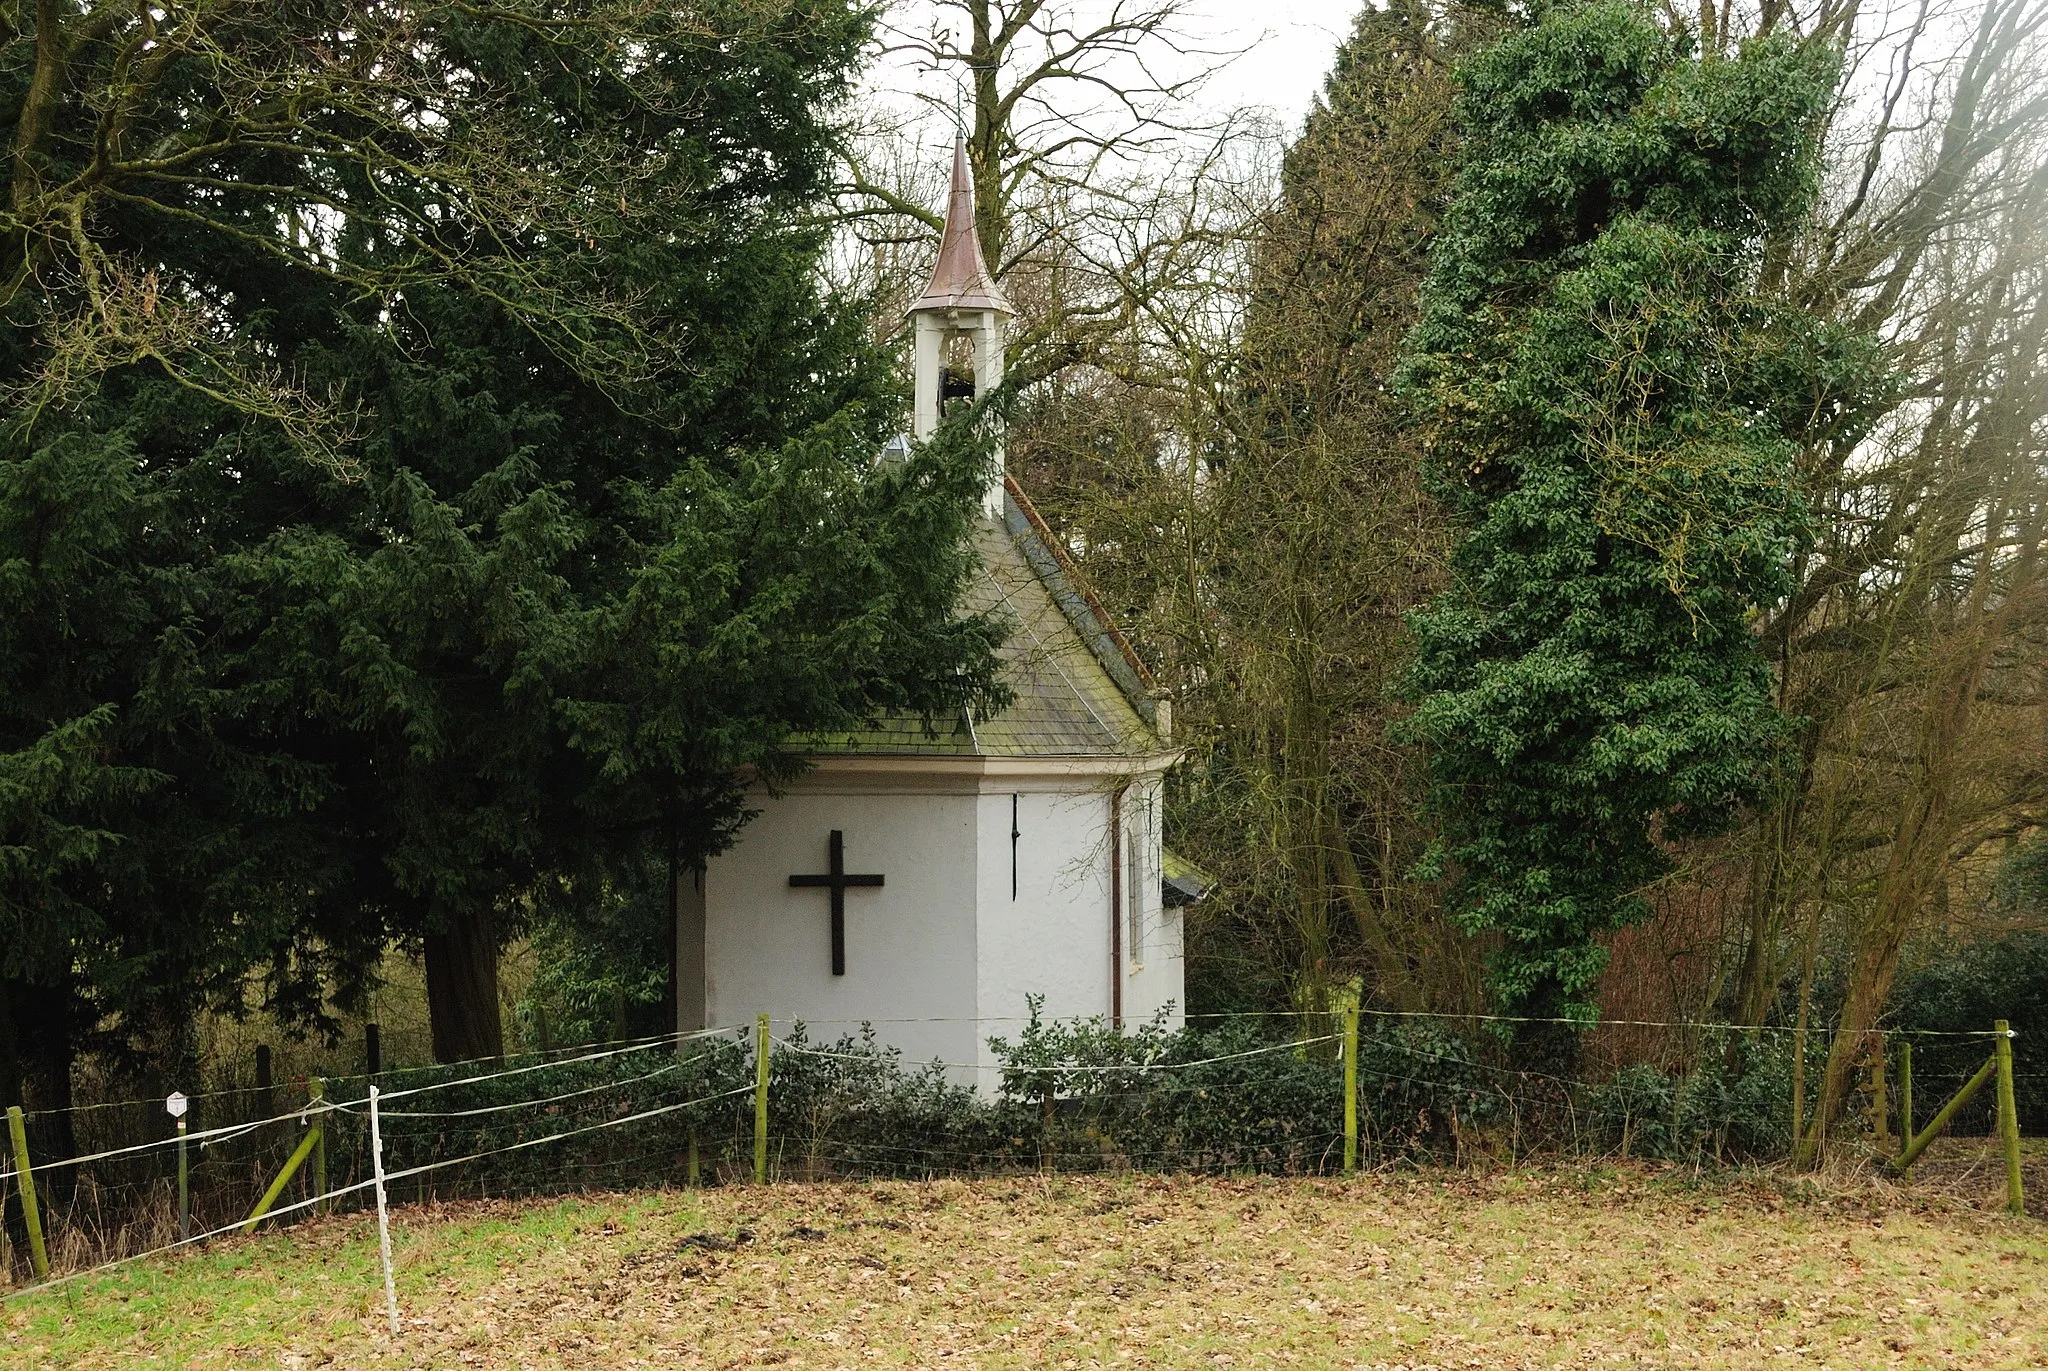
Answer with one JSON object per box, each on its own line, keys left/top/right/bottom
{"left": 788, "top": 830, "right": 884, "bottom": 976}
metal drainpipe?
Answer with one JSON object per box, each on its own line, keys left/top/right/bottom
{"left": 1110, "top": 784, "right": 1126, "bottom": 1029}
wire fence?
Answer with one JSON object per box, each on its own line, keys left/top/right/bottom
{"left": 1, "top": 1008, "right": 2036, "bottom": 1296}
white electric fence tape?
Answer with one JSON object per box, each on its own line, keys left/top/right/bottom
{"left": 335, "top": 1060, "right": 691, "bottom": 1121}
{"left": 0, "top": 1078, "right": 756, "bottom": 1304}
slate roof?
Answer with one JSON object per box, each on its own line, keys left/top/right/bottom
{"left": 1162, "top": 849, "right": 1215, "bottom": 908}
{"left": 804, "top": 477, "right": 1164, "bottom": 760}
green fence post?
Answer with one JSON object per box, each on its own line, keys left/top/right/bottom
{"left": 1895, "top": 1053, "right": 1998, "bottom": 1174}
{"left": 754, "top": 1014, "right": 770, "bottom": 1186}
{"left": 1899, "top": 1038, "right": 1913, "bottom": 1150}
{"left": 243, "top": 1124, "right": 322, "bottom": 1232}
{"left": 1996, "top": 1020, "right": 2023, "bottom": 1216}
{"left": 1790, "top": 1032, "right": 1803, "bottom": 1162}
{"left": 5, "top": 1105, "right": 48, "bottom": 1280}
{"left": 1342, "top": 1006, "right": 1359, "bottom": 1175}
{"left": 310, "top": 1077, "right": 327, "bottom": 1217}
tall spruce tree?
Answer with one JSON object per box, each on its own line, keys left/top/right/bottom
{"left": 1397, "top": 2, "right": 1880, "bottom": 1062}
{"left": 0, "top": 0, "right": 1006, "bottom": 1098}
{"left": 1173, "top": 0, "right": 1492, "bottom": 1019}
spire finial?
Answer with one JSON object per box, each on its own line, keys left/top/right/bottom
{"left": 907, "top": 135, "right": 1013, "bottom": 318}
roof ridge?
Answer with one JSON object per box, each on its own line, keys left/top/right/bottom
{"left": 1002, "top": 474, "right": 1157, "bottom": 707}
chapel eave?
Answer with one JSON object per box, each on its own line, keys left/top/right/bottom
{"left": 778, "top": 751, "right": 1186, "bottom": 792}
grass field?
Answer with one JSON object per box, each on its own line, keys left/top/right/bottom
{"left": 6, "top": 1166, "right": 2045, "bottom": 1369}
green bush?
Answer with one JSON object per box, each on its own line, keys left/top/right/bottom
{"left": 314, "top": 1008, "right": 1516, "bottom": 1201}
{"left": 1586, "top": 1034, "right": 1794, "bottom": 1161}
{"left": 327, "top": 1032, "right": 761, "bottom": 1200}
{"left": 1887, "top": 843, "right": 2048, "bottom": 1134}
{"left": 1889, "top": 935, "right": 2048, "bottom": 1135}
{"left": 990, "top": 1001, "right": 1500, "bottom": 1170}
{"left": 765, "top": 1024, "right": 1009, "bottom": 1178}
{"left": 1586, "top": 1064, "right": 1676, "bottom": 1158}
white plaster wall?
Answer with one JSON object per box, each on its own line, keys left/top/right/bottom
{"left": 676, "top": 865, "right": 707, "bottom": 1033}
{"left": 692, "top": 763, "right": 1185, "bottom": 1094}
{"left": 973, "top": 786, "right": 1115, "bottom": 1078}
{"left": 701, "top": 787, "right": 982, "bottom": 1075}
{"left": 970, "top": 774, "right": 1185, "bottom": 1084}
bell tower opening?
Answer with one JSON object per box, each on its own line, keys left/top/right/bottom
{"left": 906, "top": 136, "right": 1013, "bottom": 515}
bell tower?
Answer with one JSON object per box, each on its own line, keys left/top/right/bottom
{"left": 908, "top": 137, "right": 1013, "bottom": 516}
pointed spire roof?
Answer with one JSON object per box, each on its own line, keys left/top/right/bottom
{"left": 909, "top": 137, "right": 1013, "bottom": 317}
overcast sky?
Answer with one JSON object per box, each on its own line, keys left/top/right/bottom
{"left": 865, "top": 1, "right": 1365, "bottom": 147}
{"left": 1177, "top": 0, "right": 1363, "bottom": 131}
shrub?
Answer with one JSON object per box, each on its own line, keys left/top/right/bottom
{"left": 1586, "top": 1034, "right": 1794, "bottom": 1161}
{"left": 989, "top": 1001, "right": 1500, "bottom": 1171}
{"left": 1889, "top": 925, "right": 2048, "bottom": 1135}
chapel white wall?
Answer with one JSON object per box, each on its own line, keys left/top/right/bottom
{"left": 692, "top": 766, "right": 1183, "bottom": 1092}
{"left": 1115, "top": 776, "right": 1185, "bottom": 1034}
{"left": 699, "top": 788, "right": 983, "bottom": 1075}
{"left": 972, "top": 786, "right": 1112, "bottom": 1076}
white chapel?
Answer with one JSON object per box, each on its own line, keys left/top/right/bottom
{"left": 674, "top": 140, "right": 1195, "bottom": 1083}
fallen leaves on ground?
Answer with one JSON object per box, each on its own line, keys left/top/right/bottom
{"left": 11, "top": 1166, "right": 2048, "bottom": 1369}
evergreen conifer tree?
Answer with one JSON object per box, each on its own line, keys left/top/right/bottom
{"left": 0, "top": 0, "right": 1006, "bottom": 1090}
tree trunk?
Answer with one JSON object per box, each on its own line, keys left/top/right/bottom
{"left": 0, "top": 977, "right": 77, "bottom": 1211}
{"left": 30, "top": 983, "right": 77, "bottom": 1208}
{"left": 0, "top": 975, "right": 26, "bottom": 1278}
{"left": 0, "top": 975, "right": 20, "bottom": 1109}
{"left": 1797, "top": 489, "right": 2043, "bottom": 1164}
{"left": 1328, "top": 816, "right": 1424, "bottom": 1013}
{"left": 1509, "top": 977, "right": 1583, "bottom": 1079}
{"left": 663, "top": 811, "right": 679, "bottom": 1039}
{"left": 425, "top": 906, "right": 503, "bottom": 1064}
{"left": 1732, "top": 774, "right": 1806, "bottom": 1028}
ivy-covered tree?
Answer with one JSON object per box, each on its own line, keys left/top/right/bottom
{"left": 1, "top": 0, "right": 1007, "bottom": 1105}
{"left": 1397, "top": 2, "right": 1881, "bottom": 1061}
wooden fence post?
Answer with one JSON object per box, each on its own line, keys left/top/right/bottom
{"left": 1895, "top": 1053, "right": 1998, "bottom": 1174}
{"left": 1342, "top": 1006, "right": 1359, "bottom": 1175}
{"left": 753, "top": 1015, "right": 770, "bottom": 1186}
{"left": 244, "top": 1109, "right": 323, "bottom": 1233}
{"left": 176, "top": 1116, "right": 189, "bottom": 1241}
{"left": 310, "top": 1077, "right": 327, "bottom": 1216}
{"left": 5, "top": 1105, "right": 48, "bottom": 1280}
{"left": 1899, "top": 1038, "right": 1913, "bottom": 1149}
{"left": 1996, "top": 1020, "right": 2023, "bottom": 1216}
{"left": 368, "top": 1086, "right": 401, "bottom": 1336}
{"left": 1790, "top": 1028, "right": 1805, "bottom": 1157}
{"left": 255, "top": 1044, "right": 273, "bottom": 1124}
